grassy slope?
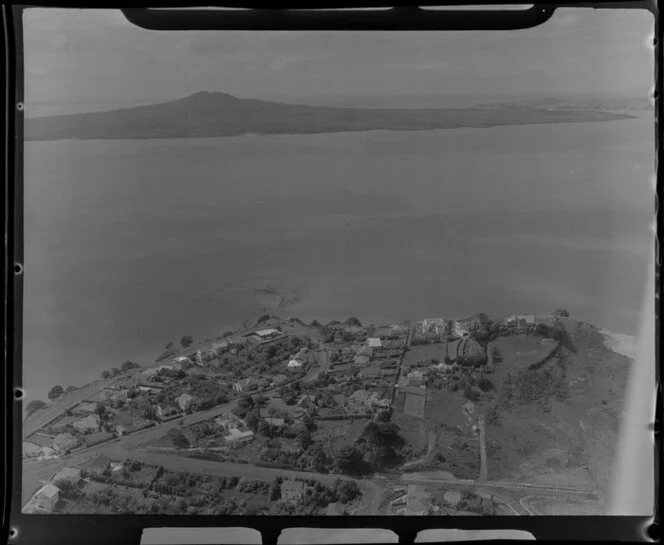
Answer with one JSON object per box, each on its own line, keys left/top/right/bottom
{"left": 421, "top": 320, "right": 629, "bottom": 500}
{"left": 25, "top": 92, "right": 635, "bottom": 141}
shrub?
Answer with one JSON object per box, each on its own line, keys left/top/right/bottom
{"left": 180, "top": 336, "right": 194, "bottom": 348}
{"left": 477, "top": 376, "right": 494, "bottom": 392}
{"left": 553, "top": 308, "right": 570, "bottom": 317}
{"left": 535, "top": 323, "right": 552, "bottom": 337}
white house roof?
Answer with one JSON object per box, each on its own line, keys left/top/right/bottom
{"left": 367, "top": 338, "right": 382, "bottom": 347}
{"left": 288, "top": 359, "right": 303, "bottom": 368}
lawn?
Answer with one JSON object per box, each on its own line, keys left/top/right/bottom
{"left": 492, "top": 335, "right": 555, "bottom": 372}
{"left": 403, "top": 344, "right": 445, "bottom": 368}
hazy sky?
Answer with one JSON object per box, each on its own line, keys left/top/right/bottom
{"left": 23, "top": 7, "right": 653, "bottom": 105}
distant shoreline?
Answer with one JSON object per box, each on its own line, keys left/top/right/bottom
{"left": 23, "top": 91, "right": 636, "bottom": 142}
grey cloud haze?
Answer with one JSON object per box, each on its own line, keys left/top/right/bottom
{"left": 23, "top": 7, "right": 653, "bottom": 106}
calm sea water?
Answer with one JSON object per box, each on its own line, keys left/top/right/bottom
{"left": 22, "top": 116, "right": 653, "bottom": 402}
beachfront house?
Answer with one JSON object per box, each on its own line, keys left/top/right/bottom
{"left": 244, "top": 328, "right": 285, "bottom": 345}
{"left": 175, "top": 393, "right": 193, "bottom": 412}
{"left": 419, "top": 318, "right": 445, "bottom": 336}
{"left": 280, "top": 480, "right": 305, "bottom": 504}
{"left": 52, "top": 433, "right": 81, "bottom": 453}
{"left": 72, "top": 414, "right": 101, "bottom": 434}
{"left": 23, "top": 483, "right": 60, "bottom": 514}
{"left": 22, "top": 441, "right": 54, "bottom": 459}
{"left": 453, "top": 321, "right": 469, "bottom": 338}
{"left": 233, "top": 377, "right": 257, "bottom": 393}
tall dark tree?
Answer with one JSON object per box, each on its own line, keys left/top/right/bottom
{"left": 47, "top": 385, "right": 64, "bottom": 400}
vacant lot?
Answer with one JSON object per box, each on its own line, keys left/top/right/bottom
{"left": 402, "top": 392, "right": 426, "bottom": 419}
{"left": 313, "top": 419, "right": 367, "bottom": 452}
{"left": 403, "top": 344, "right": 444, "bottom": 368}
{"left": 391, "top": 412, "right": 426, "bottom": 453}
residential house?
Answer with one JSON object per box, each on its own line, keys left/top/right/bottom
{"left": 287, "top": 358, "right": 304, "bottom": 370}
{"left": 367, "top": 337, "right": 383, "bottom": 349}
{"left": 418, "top": 318, "right": 445, "bottom": 336}
{"left": 359, "top": 367, "right": 381, "bottom": 381}
{"left": 212, "top": 341, "right": 229, "bottom": 353}
{"left": 517, "top": 314, "right": 536, "bottom": 326}
{"left": 462, "top": 400, "right": 475, "bottom": 416}
{"left": 244, "top": 328, "right": 285, "bottom": 345}
{"left": 115, "top": 425, "right": 127, "bottom": 436}
{"left": 271, "top": 374, "right": 288, "bottom": 386}
{"left": 280, "top": 480, "right": 305, "bottom": 504}
{"left": 52, "top": 467, "right": 82, "bottom": 485}
{"left": 141, "top": 368, "right": 159, "bottom": 378}
{"left": 23, "top": 483, "right": 60, "bottom": 514}
{"left": 71, "top": 402, "right": 97, "bottom": 415}
{"left": 264, "top": 417, "right": 285, "bottom": 430}
{"left": 348, "top": 389, "right": 372, "bottom": 412}
{"left": 72, "top": 414, "right": 101, "bottom": 434}
{"left": 233, "top": 377, "right": 257, "bottom": 393}
{"left": 407, "top": 370, "right": 424, "bottom": 387}
{"left": 355, "top": 345, "right": 373, "bottom": 358}
{"left": 175, "top": 393, "right": 194, "bottom": 412}
{"left": 443, "top": 490, "right": 461, "bottom": 508}
{"left": 157, "top": 403, "right": 180, "bottom": 420}
{"left": 353, "top": 355, "right": 370, "bottom": 367}
{"left": 215, "top": 412, "right": 243, "bottom": 431}
{"left": 52, "top": 433, "right": 80, "bottom": 453}
{"left": 110, "top": 462, "right": 124, "bottom": 472}
{"left": 48, "top": 416, "right": 79, "bottom": 434}
{"left": 436, "top": 362, "right": 455, "bottom": 373}
{"left": 224, "top": 427, "right": 255, "bottom": 448}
